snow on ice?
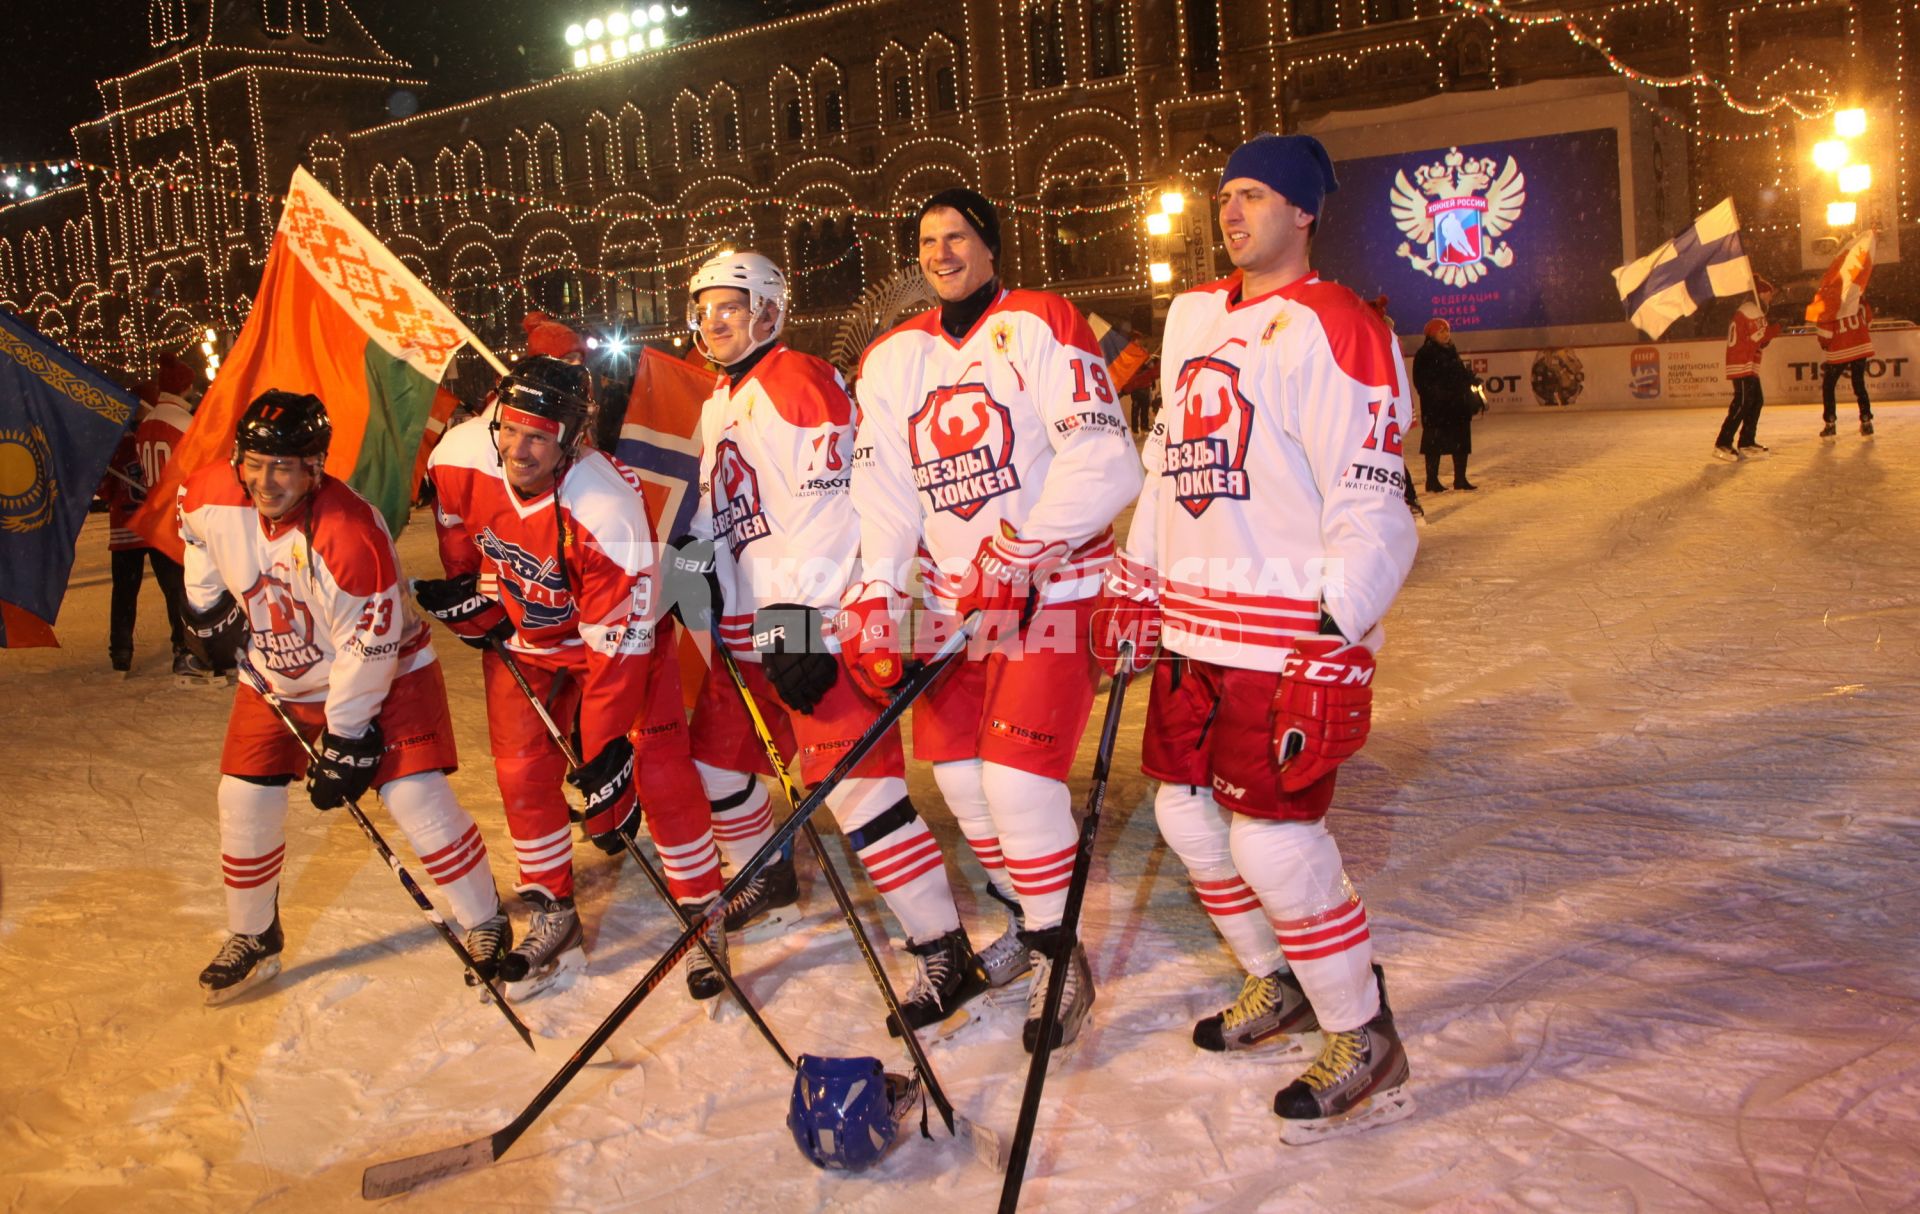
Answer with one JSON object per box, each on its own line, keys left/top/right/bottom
{"left": 2, "top": 403, "right": 1917, "bottom": 1212}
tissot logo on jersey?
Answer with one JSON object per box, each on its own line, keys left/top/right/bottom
{"left": 710, "top": 438, "right": 771, "bottom": 554}
{"left": 907, "top": 374, "right": 1020, "bottom": 520}
{"left": 476, "top": 527, "right": 573, "bottom": 630}
{"left": 1167, "top": 353, "right": 1255, "bottom": 518}
{"left": 242, "top": 572, "right": 325, "bottom": 677}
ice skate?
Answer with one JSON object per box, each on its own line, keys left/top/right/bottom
{"left": 1193, "top": 969, "right": 1318, "bottom": 1058}
{"left": 174, "top": 650, "right": 218, "bottom": 687}
{"left": 889, "top": 925, "right": 988, "bottom": 1039}
{"left": 1020, "top": 926, "right": 1095, "bottom": 1054}
{"left": 1712, "top": 444, "right": 1741, "bottom": 462}
{"left": 1274, "top": 966, "right": 1413, "bottom": 1145}
{"left": 723, "top": 851, "right": 801, "bottom": 942}
{"left": 973, "top": 881, "right": 1033, "bottom": 996}
{"left": 1736, "top": 442, "right": 1770, "bottom": 458}
{"left": 200, "top": 913, "right": 284, "bottom": 1005}
{"left": 461, "top": 904, "right": 512, "bottom": 989}
{"left": 499, "top": 886, "right": 585, "bottom": 1001}
{"left": 1820, "top": 421, "right": 1838, "bottom": 439}
{"left": 683, "top": 897, "right": 729, "bottom": 1008}
{"left": 1861, "top": 418, "right": 1875, "bottom": 437}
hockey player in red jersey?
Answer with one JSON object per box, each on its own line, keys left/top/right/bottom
{"left": 178, "top": 391, "right": 510, "bottom": 1005}
{"left": 848, "top": 189, "right": 1143, "bottom": 1052}
{"left": 418, "top": 357, "right": 727, "bottom": 1001}
{"left": 1100, "top": 134, "right": 1418, "bottom": 1141}
{"left": 680, "top": 250, "right": 987, "bottom": 1033}
{"left": 1713, "top": 276, "right": 1779, "bottom": 460}
{"left": 1817, "top": 295, "right": 1875, "bottom": 438}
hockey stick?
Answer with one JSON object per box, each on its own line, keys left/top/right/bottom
{"left": 230, "top": 652, "right": 536, "bottom": 1053}
{"left": 484, "top": 635, "right": 793, "bottom": 1069}
{"left": 711, "top": 641, "right": 1008, "bottom": 1172}
{"left": 997, "top": 646, "right": 1136, "bottom": 1213}
{"left": 360, "top": 620, "right": 975, "bottom": 1199}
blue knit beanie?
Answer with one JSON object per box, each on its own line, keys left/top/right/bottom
{"left": 1220, "top": 134, "right": 1340, "bottom": 217}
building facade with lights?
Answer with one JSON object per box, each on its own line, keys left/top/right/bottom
{"left": 0, "top": 0, "right": 1913, "bottom": 377}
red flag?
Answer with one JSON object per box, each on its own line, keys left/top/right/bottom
{"left": 615, "top": 347, "right": 722, "bottom": 709}
{"left": 1805, "top": 230, "right": 1876, "bottom": 325}
{"left": 0, "top": 600, "right": 59, "bottom": 648}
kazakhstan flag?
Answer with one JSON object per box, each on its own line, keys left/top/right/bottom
{"left": 0, "top": 309, "right": 136, "bottom": 641}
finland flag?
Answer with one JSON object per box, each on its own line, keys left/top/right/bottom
{"left": 1611, "top": 198, "right": 1755, "bottom": 338}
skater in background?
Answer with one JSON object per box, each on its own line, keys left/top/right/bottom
{"left": 1817, "top": 292, "right": 1875, "bottom": 439}
{"left": 99, "top": 381, "right": 190, "bottom": 676}
{"left": 1412, "top": 318, "right": 1481, "bottom": 493}
{"left": 1714, "top": 276, "right": 1779, "bottom": 460}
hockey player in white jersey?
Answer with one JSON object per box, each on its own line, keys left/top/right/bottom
{"left": 681, "top": 250, "right": 987, "bottom": 1033}
{"left": 178, "top": 391, "right": 509, "bottom": 1004}
{"left": 1100, "top": 134, "right": 1418, "bottom": 1141}
{"left": 847, "top": 189, "right": 1143, "bottom": 1052}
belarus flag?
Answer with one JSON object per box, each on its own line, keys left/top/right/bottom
{"left": 1805, "top": 230, "right": 1876, "bottom": 325}
{"left": 129, "top": 167, "right": 481, "bottom": 559}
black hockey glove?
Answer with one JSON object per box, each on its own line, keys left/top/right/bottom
{"left": 569, "top": 735, "right": 639, "bottom": 854}
{"left": 307, "top": 724, "right": 384, "bottom": 811}
{"left": 183, "top": 591, "right": 247, "bottom": 670}
{"left": 411, "top": 574, "right": 512, "bottom": 650}
{"left": 753, "top": 603, "right": 839, "bottom": 715}
{"left": 662, "top": 535, "right": 722, "bottom": 632}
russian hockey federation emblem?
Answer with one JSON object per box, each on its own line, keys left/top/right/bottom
{"left": 710, "top": 437, "right": 771, "bottom": 555}
{"left": 1166, "top": 353, "right": 1254, "bottom": 518}
{"left": 907, "top": 370, "right": 1019, "bottom": 521}
{"left": 1389, "top": 148, "right": 1526, "bottom": 287}
{"left": 242, "top": 573, "right": 325, "bottom": 678}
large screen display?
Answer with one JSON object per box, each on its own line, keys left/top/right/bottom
{"left": 1312, "top": 128, "right": 1625, "bottom": 333}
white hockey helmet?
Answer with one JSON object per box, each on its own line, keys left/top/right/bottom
{"left": 687, "top": 249, "right": 788, "bottom": 362}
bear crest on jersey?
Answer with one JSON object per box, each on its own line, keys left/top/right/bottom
{"left": 475, "top": 527, "right": 573, "bottom": 630}
{"left": 711, "top": 437, "right": 772, "bottom": 554}
{"left": 243, "top": 572, "right": 326, "bottom": 678}
{"left": 1167, "top": 352, "right": 1256, "bottom": 518}
{"left": 907, "top": 370, "right": 1020, "bottom": 521}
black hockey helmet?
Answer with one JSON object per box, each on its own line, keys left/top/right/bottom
{"left": 493, "top": 355, "right": 594, "bottom": 452}
{"left": 233, "top": 390, "right": 332, "bottom": 461}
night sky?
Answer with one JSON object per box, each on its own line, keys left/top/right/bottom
{"left": 1, "top": 1, "right": 677, "bottom": 159}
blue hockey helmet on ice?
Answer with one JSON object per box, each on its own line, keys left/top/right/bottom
{"left": 787, "top": 1054, "right": 918, "bottom": 1171}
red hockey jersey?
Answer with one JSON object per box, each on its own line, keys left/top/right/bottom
{"left": 1120, "top": 272, "right": 1419, "bottom": 673}
{"left": 427, "top": 415, "right": 659, "bottom": 756}
{"left": 178, "top": 464, "right": 434, "bottom": 735}
{"left": 1816, "top": 300, "right": 1874, "bottom": 364}
{"left": 1725, "top": 301, "right": 1779, "bottom": 379}
{"left": 691, "top": 344, "right": 859, "bottom": 657}
{"left": 104, "top": 397, "right": 192, "bottom": 551}
{"left": 852, "top": 289, "right": 1142, "bottom": 608}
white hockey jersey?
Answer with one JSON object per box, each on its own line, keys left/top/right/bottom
{"left": 690, "top": 344, "right": 859, "bottom": 657}
{"left": 427, "top": 414, "right": 659, "bottom": 757}
{"left": 852, "top": 288, "right": 1142, "bottom": 608}
{"left": 1121, "top": 272, "right": 1419, "bottom": 673}
{"left": 178, "top": 463, "right": 434, "bottom": 735}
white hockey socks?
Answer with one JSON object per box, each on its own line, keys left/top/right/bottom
{"left": 932, "top": 758, "right": 1020, "bottom": 904}
{"left": 1229, "top": 816, "right": 1380, "bottom": 1032}
{"left": 380, "top": 771, "right": 499, "bottom": 930}
{"left": 218, "top": 776, "right": 288, "bottom": 936}
{"left": 832, "top": 776, "right": 961, "bottom": 942}
{"left": 980, "top": 761, "right": 1078, "bottom": 931}
{"left": 696, "top": 759, "right": 774, "bottom": 872}
{"left": 1154, "top": 783, "right": 1286, "bottom": 978}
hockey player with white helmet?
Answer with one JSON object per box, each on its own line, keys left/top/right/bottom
{"left": 1100, "top": 133, "right": 1418, "bottom": 1141}
{"left": 417, "top": 356, "right": 727, "bottom": 1001}
{"left": 682, "top": 249, "right": 988, "bottom": 1033}
{"left": 178, "top": 390, "right": 511, "bottom": 1004}
{"left": 848, "top": 189, "right": 1143, "bottom": 1052}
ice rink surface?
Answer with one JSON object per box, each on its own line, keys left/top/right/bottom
{"left": 2, "top": 403, "right": 1917, "bottom": 1213}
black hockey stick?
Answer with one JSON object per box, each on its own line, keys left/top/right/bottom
{"left": 711, "top": 641, "right": 1008, "bottom": 1171}
{"left": 997, "top": 645, "right": 1136, "bottom": 1213}
{"left": 231, "top": 652, "right": 535, "bottom": 1052}
{"left": 485, "top": 635, "right": 793, "bottom": 1069}
{"left": 360, "top": 621, "right": 974, "bottom": 1199}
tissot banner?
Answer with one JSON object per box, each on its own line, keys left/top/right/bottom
{"left": 1317, "top": 129, "right": 1626, "bottom": 333}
